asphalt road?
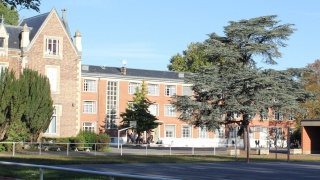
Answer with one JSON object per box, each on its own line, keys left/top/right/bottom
{"left": 63, "top": 161, "right": 320, "bottom": 180}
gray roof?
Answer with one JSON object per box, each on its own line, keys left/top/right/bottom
{"left": 19, "top": 12, "right": 49, "bottom": 42}
{"left": 5, "top": 25, "right": 23, "bottom": 49}
{"left": 82, "top": 65, "right": 187, "bottom": 81}
{"left": 4, "top": 12, "right": 49, "bottom": 49}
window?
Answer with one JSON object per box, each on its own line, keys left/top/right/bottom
{"left": 232, "top": 112, "right": 240, "bottom": 119}
{"left": 83, "top": 79, "right": 96, "bottom": 92}
{"left": 147, "top": 83, "right": 159, "bottom": 96}
{"left": 165, "top": 125, "right": 175, "bottom": 138}
{"left": 287, "top": 113, "right": 295, "bottom": 121}
{"left": 164, "top": 104, "right": 176, "bottom": 117}
{"left": 198, "top": 127, "right": 209, "bottom": 138}
{"left": 218, "top": 126, "right": 225, "bottom": 138}
{"left": 182, "top": 86, "right": 193, "bottom": 96}
{"left": 46, "top": 38, "right": 60, "bottom": 55}
{"left": 274, "top": 111, "right": 283, "bottom": 120}
{"left": 129, "top": 82, "right": 141, "bottom": 94}
{"left": 182, "top": 125, "right": 192, "bottom": 138}
{"left": 46, "top": 66, "right": 59, "bottom": 92}
{"left": 0, "top": 64, "right": 8, "bottom": 75}
{"left": 165, "top": 85, "right": 176, "bottom": 97}
{"left": 83, "top": 122, "right": 95, "bottom": 132}
{"left": 83, "top": 101, "right": 96, "bottom": 113}
{"left": 229, "top": 127, "right": 238, "bottom": 138}
{"left": 45, "top": 108, "right": 57, "bottom": 134}
{"left": 106, "top": 81, "right": 118, "bottom": 129}
{"left": 148, "top": 104, "right": 158, "bottom": 116}
{"left": 0, "top": 37, "right": 4, "bottom": 48}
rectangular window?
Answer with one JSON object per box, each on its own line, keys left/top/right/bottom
{"left": 129, "top": 82, "right": 141, "bottom": 94}
{"left": 46, "top": 108, "right": 57, "bottom": 134}
{"left": 165, "top": 125, "right": 175, "bottom": 138}
{"left": 182, "top": 125, "right": 191, "bottom": 138}
{"left": 148, "top": 104, "right": 158, "bottom": 116}
{"left": 0, "top": 64, "right": 8, "bottom": 75}
{"left": 182, "top": 86, "right": 193, "bottom": 96}
{"left": 46, "top": 67, "right": 59, "bottom": 92}
{"left": 83, "top": 79, "right": 96, "bottom": 92}
{"left": 165, "top": 85, "right": 176, "bottom": 97}
{"left": 46, "top": 38, "right": 60, "bottom": 55}
{"left": 232, "top": 112, "right": 240, "bottom": 119}
{"left": 106, "top": 81, "right": 118, "bottom": 129}
{"left": 83, "top": 101, "right": 96, "bottom": 113}
{"left": 218, "top": 126, "right": 225, "bottom": 138}
{"left": 198, "top": 127, "right": 209, "bottom": 138}
{"left": 147, "top": 83, "right": 159, "bottom": 96}
{"left": 274, "top": 111, "right": 283, "bottom": 120}
{"left": 164, "top": 104, "right": 176, "bottom": 117}
{"left": 229, "top": 127, "right": 238, "bottom": 138}
{"left": 0, "top": 37, "right": 4, "bottom": 48}
{"left": 83, "top": 122, "right": 95, "bottom": 132}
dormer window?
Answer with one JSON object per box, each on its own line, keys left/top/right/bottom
{"left": 0, "top": 37, "right": 4, "bottom": 48}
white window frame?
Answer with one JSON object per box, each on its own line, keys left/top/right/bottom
{"left": 0, "top": 63, "right": 8, "bottom": 75}
{"left": 165, "top": 85, "right": 176, "bottom": 97}
{"left": 46, "top": 66, "right": 60, "bottom": 93}
{"left": 83, "top": 101, "right": 96, "bottom": 114}
{"left": 164, "top": 104, "right": 176, "bottom": 117}
{"left": 147, "top": 83, "right": 159, "bottom": 96}
{"left": 45, "top": 108, "right": 57, "bottom": 134}
{"left": 83, "top": 79, "right": 96, "bottom": 92}
{"left": 45, "top": 36, "right": 62, "bottom": 56}
{"left": 83, "top": 122, "right": 96, "bottom": 132}
{"left": 148, "top": 104, "right": 159, "bottom": 116}
{"left": 129, "top": 82, "right": 141, "bottom": 94}
{"left": 274, "top": 111, "right": 283, "bottom": 121}
{"left": 182, "top": 125, "right": 192, "bottom": 138}
{"left": 198, "top": 127, "right": 209, "bottom": 138}
{"left": 165, "top": 125, "right": 175, "bottom": 138}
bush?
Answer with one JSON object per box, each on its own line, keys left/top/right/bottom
{"left": 96, "top": 133, "right": 110, "bottom": 151}
{"left": 74, "top": 130, "right": 97, "bottom": 150}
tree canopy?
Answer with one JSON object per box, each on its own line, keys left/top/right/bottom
{"left": 1, "top": 0, "right": 41, "bottom": 12}
{"left": 0, "top": 68, "right": 53, "bottom": 142}
{"left": 120, "top": 82, "right": 158, "bottom": 141}
{"left": 0, "top": 2, "right": 19, "bottom": 25}
{"left": 170, "top": 15, "right": 312, "bottom": 150}
{"left": 168, "top": 15, "right": 296, "bottom": 72}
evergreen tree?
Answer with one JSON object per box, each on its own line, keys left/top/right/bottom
{"left": 0, "top": 68, "right": 16, "bottom": 141}
{"left": 171, "top": 15, "right": 312, "bottom": 150}
{"left": 20, "top": 68, "right": 53, "bottom": 142}
{"left": 1, "top": 0, "right": 41, "bottom": 12}
{"left": 120, "top": 81, "right": 158, "bottom": 143}
{"left": 0, "top": 2, "right": 19, "bottom": 25}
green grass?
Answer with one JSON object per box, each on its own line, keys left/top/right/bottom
{"left": 1, "top": 152, "right": 320, "bottom": 179}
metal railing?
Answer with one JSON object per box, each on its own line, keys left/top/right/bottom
{"left": 0, "top": 161, "right": 180, "bottom": 180}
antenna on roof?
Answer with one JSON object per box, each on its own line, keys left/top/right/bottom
{"left": 122, "top": 59, "right": 127, "bottom": 67}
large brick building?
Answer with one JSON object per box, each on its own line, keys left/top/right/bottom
{"left": 0, "top": 8, "right": 82, "bottom": 138}
{"left": 0, "top": 9, "right": 297, "bottom": 148}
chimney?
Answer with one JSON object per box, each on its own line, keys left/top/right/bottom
{"left": 61, "top": 9, "right": 72, "bottom": 39}
{"left": 73, "top": 29, "right": 82, "bottom": 52}
{"left": 121, "top": 60, "right": 127, "bottom": 75}
{"left": 21, "top": 23, "right": 30, "bottom": 48}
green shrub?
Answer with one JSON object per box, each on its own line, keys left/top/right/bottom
{"left": 96, "top": 133, "right": 110, "bottom": 151}
{"left": 0, "top": 144, "right": 5, "bottom": 152}
{"left": 74, "top": 135, "right": 86, "bottom": 150}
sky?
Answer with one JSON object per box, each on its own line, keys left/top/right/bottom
{"left": 18, "top": 0, "right": 320, "bottom": 71}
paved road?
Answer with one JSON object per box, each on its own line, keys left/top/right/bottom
{"left": 63, "top": 161, "right": 320, "bottom": 180}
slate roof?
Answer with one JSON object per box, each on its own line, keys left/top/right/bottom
{"left": 18, "top": 12, "right": 49, "bottom": 42}
{"left": 82, "top": 64, "right": 187, "bottom": 81}
{"left": 5, "top": 25, "right": 23, "bottom": 49}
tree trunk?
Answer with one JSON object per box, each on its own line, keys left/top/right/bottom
{"left": 243, "top": 126, "right": 248, "bottom": 150}
{"left": 0, "top": 122, "right": 9, "bottom": 141}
